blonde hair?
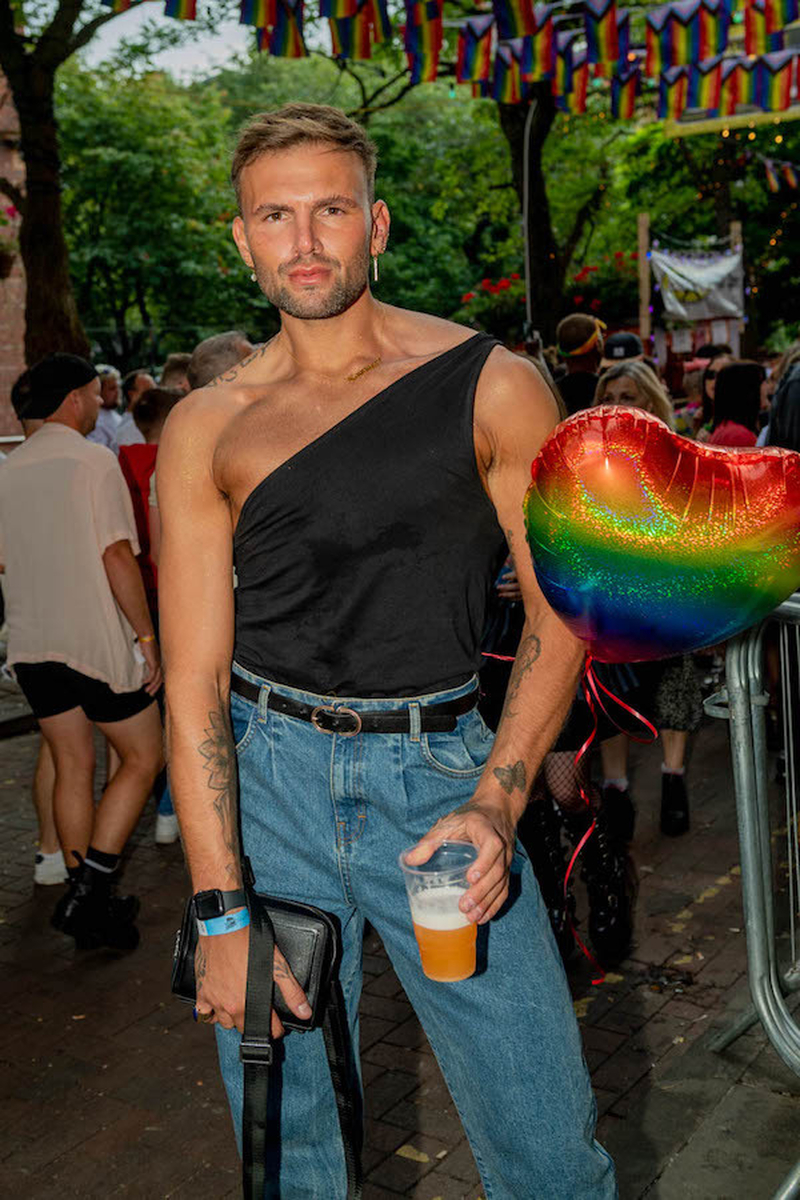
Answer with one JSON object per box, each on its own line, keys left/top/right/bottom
{"left": 594, "top": 361, "right": 675, "bottom": 430}
{"left": 231, "top": 104, "right": 378, "bottom": 210}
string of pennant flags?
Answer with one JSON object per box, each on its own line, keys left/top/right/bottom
{"left": 116, "top": 0, "right": 800, "bottom": 120}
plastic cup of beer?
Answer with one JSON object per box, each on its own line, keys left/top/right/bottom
{"left": 399, "top": 841, "right": 479, "bottom": 983}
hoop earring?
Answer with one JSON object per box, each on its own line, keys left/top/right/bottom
{"left": 372, "top": 255, "right": 379, "bottom": 284}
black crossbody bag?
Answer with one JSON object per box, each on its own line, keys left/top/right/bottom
{"left": 172, "top": 859, "right": 363, "bottom": 1199}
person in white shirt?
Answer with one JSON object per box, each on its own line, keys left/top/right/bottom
{"left": 87, "top": 364, "right": 123, "bottom": 451}
{"left": 114, "top": 369, "right": 156, "bottom": 451}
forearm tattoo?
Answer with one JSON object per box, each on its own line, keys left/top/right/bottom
{"left": 501, "top": 632, "right": 542, "bottom": 720}
{"left": 493, "top": 760, "right": 527, "bottom": 796}
{"left": 198, "top": 708, "right": 240, "bottom": 882}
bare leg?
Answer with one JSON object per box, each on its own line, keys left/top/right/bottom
{"left": 600, "top": 733, "right": 629, "bottom": 781}
{"left": 105, "top": 741, "right": 122, "bottom": 788}
{"left": 95, "top": 702, "right": 163, "bottom": 854}
{"left": 38, "top": 708, "right": 96, "bottom": 870}
{"left": 543, "top": 750, "right": 590, "bottom": 814}
{"left": 32, "top": 738, "right": 59, "bottom": 854}
{"left": 661, "top": 728, "right": 688, "bottom": 771}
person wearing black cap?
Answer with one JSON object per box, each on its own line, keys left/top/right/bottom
{"left": 0, "top": 354, "right": 164, "bottom": 949}
{"left": 599, "top": 330, "right": 643, "bottom": 372}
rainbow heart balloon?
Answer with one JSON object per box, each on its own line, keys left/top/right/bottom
{"left": 524, "top": 405, "right": 800, "bottom": 663}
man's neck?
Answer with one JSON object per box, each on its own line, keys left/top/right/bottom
{"left": 278, "top": 291, "right": 385, "bottom": 377}
{"left": 44, "top": 415, "right": 82, "bottom": 435}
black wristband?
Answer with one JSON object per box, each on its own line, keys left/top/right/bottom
{"left": 192, "top": 888, "right": 248, "bottom": 922}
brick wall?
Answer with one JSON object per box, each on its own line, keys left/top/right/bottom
{"left": 0, "top": 78, "right": 25, "bottom": 441}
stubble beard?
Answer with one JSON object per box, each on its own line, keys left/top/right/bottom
{"left": 255, "top": 244, "right": 371, "bottom": 320}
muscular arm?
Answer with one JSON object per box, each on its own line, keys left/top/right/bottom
{"left": 477, "top": 351, "right": 584, "bottom": 820}
{"left": 156, "top": 399, "right": 240, "bottom": 891}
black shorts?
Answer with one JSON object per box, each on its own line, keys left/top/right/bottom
{"left": 14, "top": 662, "right": 154, "bottom": 723}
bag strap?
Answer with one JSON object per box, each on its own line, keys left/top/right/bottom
{"left": 240, "top": 892, "right": 363, "bottom": 1200}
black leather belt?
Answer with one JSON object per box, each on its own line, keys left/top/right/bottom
{"left": 230, "top": 674, "right": 478, "bottom": 736}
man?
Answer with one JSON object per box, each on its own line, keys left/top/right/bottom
{"left": 599, "top": 330, "right": 643, "bottom": 372}
{"left": 114, "top": 368, "right": 157, "bottom": 450}
{"left": 87, "top": 364, "right": 123, "bottom": 450}
{"left": 0, "top": 354, "right": 164, "bottom": 949}
{"left": 187, "top": 330, "right": 255, "bottom": 391}
{"left": 555, "top": 312, "right": 605, "bottom": 415}
{"left": 159, "top": 104, "right": 616, "bottom": 1198}
{"left": 159, "top": 352, "right": 191, "bottom": 395}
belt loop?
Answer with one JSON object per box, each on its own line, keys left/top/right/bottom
{"left": 258, "top": 684, "right": 270, "bottom": 724}
{"left": 408, "top": 701, "right": 421, "bottom": 743}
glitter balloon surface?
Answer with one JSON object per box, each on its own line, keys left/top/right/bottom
{"left": 524, "top": 405, "right": 800, "bottom": 663}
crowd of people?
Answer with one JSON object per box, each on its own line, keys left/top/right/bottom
{"left": 0, "top": 330, "right": 254, "bottom": 944}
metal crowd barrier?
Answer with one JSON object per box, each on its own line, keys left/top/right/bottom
{"left": 705, "top": 592, "right": 800, "bottom": 1200}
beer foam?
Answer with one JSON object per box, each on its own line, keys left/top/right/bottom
{"left": 409, "top": 886, "right": 470, "bottom": 931}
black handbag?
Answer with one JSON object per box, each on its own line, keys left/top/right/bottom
{"left": 172, "top": 863, "right": 363, "bottom": 1199}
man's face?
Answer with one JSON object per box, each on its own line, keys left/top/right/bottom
{"left": 233, "top": 144, "right": 387, "bottom": 321}
{"left": 78, "top": 378, "right": 102, "bottom": 434}
{"left": 100, "top": 376, "right": 119, "bottom": 408}
{"left": 131, "top": 373, "right": 155, "bottom": 408}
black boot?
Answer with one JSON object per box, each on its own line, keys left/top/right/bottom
{"left": 51, "top": 857, "right": 140, "bottom": 951}
{"left": 563, "top": 801, "right": 637, "bottom": 968}
{"left": 601, "top": 783, "right": 636, "bottom": 844}
{"left": 518, "top": 793, "right": 576, "bottom": 963}
{"left": 660, "top": 772, "right": 690, "bottom": 837}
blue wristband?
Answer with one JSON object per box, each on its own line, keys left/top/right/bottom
{"left": 196, "top": 907, "right": 250, "bottom": 937}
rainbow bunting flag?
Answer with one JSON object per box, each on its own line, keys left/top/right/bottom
{"left": 558, "top": 55, "right": 589, "bottom": 112}
{"left": 529, "top": 4, "right": 556, "bottom": 78}
{"left": 765, "top": 159, "right": 781, "bottom": 190}
{"left": 329, "top": 0, "right": 386, "bottom": 58}
{"left": 240, "top": 0, "right": 276, "bottom": 25}
{"left": 491, "top": 0, "right": 535, "bottom": 41}
{"left": 493, "top": 43, "right": 524, "bottom": 101}
{"left": 719, "top": 56, "right": 741, "bottom": 112}
{"left": 783, "top": 161, "right": 799, "bottom": 186}
{"left": 102, "top": 0, "right": 135, "bottom": 12}
{"left": 457, "top": 14, "right": 495, "bottom": 83}
{"left": 507, "top": 36, "right": 533, "bottom": 80}
{"left": 764, "top": 0, "right": 799, "bottom": 33}
{"left": 584, "top": 0, "right": 619, "bottom": 65}
{"left": 756, "top": 48, "right": 796, "bottom": 109}
{"left": 698, "top": 0, "right": 731, "bottom": 58}
{"left": 687, "top": 54, "right": 723, "bottom": 108}
{"left": 319, "top": 0, "right": 357, "bottom": 16}
{"left": 404, "top": 0, "right": 442, "bottom": 79}
{"left": 658, "top": 64, "right": 689, "bottom": 117}
{"left": 745, "top": 0, "right": 784, "bottom": 54}
{"left": 646, "top": 7, "right": 671, "bottom": 76}
{"left": 256, "top": 0, "right": 307, "bottom": 55}
{"left": 610, "top": 64, "right": 640, "bottom": 116}
{"left": 737, "top": 54, "right": 761, "bottom": 102}
{"left": 553, "top": 28, "right": 580, "bottom": 98}
{"left": 472, "top": 79, "right": 493, "bottom": 97}
{"left": 164, "top": 0, "right": 196, "bottom": 19}
{"left": 594, "top": 11, "right": 631, "bottom": 78}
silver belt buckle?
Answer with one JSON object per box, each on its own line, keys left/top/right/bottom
{"left": 310, "top": 705, "right": 363, "bottom": 737}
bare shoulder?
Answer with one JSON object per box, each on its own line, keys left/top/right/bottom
{"left": 475, "top": 347, "right": 561, "bottom": 470}
{"left": 386, "top": 306, "right": 477, "bottom": 358}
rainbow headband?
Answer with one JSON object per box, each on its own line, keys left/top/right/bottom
{"left": 559, "top": 318, "right": 607, "bottom": 358}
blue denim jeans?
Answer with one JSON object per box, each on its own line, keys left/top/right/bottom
{"left": 217, "top": 663, "right": 617, "bottom": 1200}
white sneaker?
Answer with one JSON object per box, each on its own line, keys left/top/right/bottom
{"left": 155, "top": 813, "right": 180, "bottom": 845}
{"left": 34, "top": 849, "right": 68, "bottom": 885}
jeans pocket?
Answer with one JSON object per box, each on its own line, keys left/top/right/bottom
{"left": 230, "top": 690, "right": 257, "bottom": 753}
{"left": 419, "top": 710, "right": 494, "bottom": 778}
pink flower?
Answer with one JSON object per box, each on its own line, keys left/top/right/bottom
{"left": 4, "top": 205, "right": 18, "bottom": 219}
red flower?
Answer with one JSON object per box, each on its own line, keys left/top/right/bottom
{"left": 3, "top": 205, "right": 18, "bottom": 219}
{"left": 587, "top": 265, "right": 599, "bottom": 272}
{"left": 510, "top": 272, "right": 521, "bottom": 280}
{"left": 480, "top": 278, "right": 493, "bottom": 291}
{"left": 487, "top": 283, "right": 500, "bottom": 294}
{"left": 614, "top": 250, "right": 624, "bottom": 258}
{"left": 573, "top": 295, "right": 585, "bottom": 305}
{"left": 498, "top": 278, "right": 511, "bottom": 290}
{"left": 461, "top": 292, "right": 476, "bottom": 303}
{"left": 630, "top": 252, "right": 639, "bottom": 260}
{"left": 590, "top": 297, "right": 602, "bottom": 312}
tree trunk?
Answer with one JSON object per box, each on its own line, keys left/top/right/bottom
{"left": 497, "top": 87, "right": 564, "bottom": 344}
{"left": 14, "top": 64, "right": 90, "bottom": 363}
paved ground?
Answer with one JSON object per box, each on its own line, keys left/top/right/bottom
{"left": 1, "top": 673, "right": 800, "bottom": 1199}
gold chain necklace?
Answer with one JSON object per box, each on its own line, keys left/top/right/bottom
{"left": 280, "top": 308, "right": 385, "bottom": 384}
